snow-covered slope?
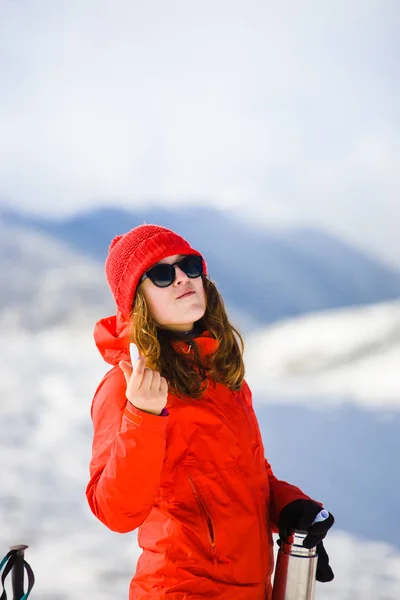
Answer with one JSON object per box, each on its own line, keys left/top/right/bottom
{"left": 245, "top": 300, "right": 400, "bottom": 409}
{"left": 26, "top": 529, "right": 400, "bottom": 600}
{"left": 1, "top": 324, "right": 400, "bottom": 599}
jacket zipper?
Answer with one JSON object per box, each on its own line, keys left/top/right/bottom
{"left": 189, "top": 477, "right": 217, "bottom": 562}
{"left": 235, "top": 393, "right": 268, "bottom": 580}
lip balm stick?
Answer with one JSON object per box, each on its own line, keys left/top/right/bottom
{"left": 312, "top": 510, "right": 329, "bottom": 525}
{"left": 129, "top": 342, "right": 139, "bottom": 365}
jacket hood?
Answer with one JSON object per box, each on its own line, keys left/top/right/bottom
{"left": 93, "top": 311, "right": 218, "bottom": 366}
{"left": 94, "top": 310, "right": 131, "bottom": 366}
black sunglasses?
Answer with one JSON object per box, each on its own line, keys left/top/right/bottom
{"left": 140, "top": 254, "right": 204, "bottom": 288}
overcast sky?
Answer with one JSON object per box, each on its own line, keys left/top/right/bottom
{"left": 0, "top": 1, "right": 399, "bottom": 267}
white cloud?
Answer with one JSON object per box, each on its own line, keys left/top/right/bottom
{"left": 0, "top": 0, "right": 399, "bottom": 266}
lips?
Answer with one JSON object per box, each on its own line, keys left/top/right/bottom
{"left": 177, "top": 290, "right": 195, "bottom": 300}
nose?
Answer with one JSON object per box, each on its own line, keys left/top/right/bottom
{"left": 173, "top": 265, "right": 189, "bottom": 286}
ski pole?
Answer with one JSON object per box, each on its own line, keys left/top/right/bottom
{"left": 9, "top": 545, "right": 28, "bottom": 600}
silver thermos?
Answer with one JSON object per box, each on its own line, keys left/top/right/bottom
{"left": 271, "top": 509, "right": 329, "bottom": 600}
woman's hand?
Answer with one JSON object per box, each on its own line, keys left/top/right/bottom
{"left": 278, "top": 498, "right": 335, "bottom": 582}
{"left": 119, "top": 356, "right": 168, "bottom": 416}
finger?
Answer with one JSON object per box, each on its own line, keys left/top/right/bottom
{"left": 118, "top": 361, "right": 132, "bottom": 385}
{"left": 305, "top": 513, "right": 335, "bottom": 545}
{"left": 150, "top": 370, "right": 161, "bottom": 390}
{"left": 128, "top": 356, "right": 147, "bottom": 390}
{"left": 160, "top": 377, "right": 168, "bottom": 395}
{"left": 133, "top": 355, "right": 146, "bottom": 371}
{"left": 139, "top": 367, "right": 155, "bottom": 390}
{"left": 309, "top": 513, "right": 335, "bottom": 535}
{"left": 297, "top": 508, "right": 333, "bottom": 533}
{"left": 303, "top": 532, "right": 326, "bottom": 549}
{"left": 303, "top": 512, "right": 334, "bottom": 548}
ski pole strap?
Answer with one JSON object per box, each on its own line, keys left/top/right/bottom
{"left": 0, "top": 550, "right": 35, "bottom": 600}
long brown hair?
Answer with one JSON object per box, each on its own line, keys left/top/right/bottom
{"left": 129, "top": 276, "right": 245, "bottom": 398}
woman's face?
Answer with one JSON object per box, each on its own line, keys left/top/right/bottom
{"left": 141, "top": 254, "right": 207, "bottom": 332}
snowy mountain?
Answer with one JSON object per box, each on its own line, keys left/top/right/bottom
{"left": 0, "top": 221, "right": 114, "bottom": 330}
{"left": 245, "top": 300, "right": 400, "bottom": 408}
{"left": 1, "top": 219, "right": 400, "bottom": 598}
{"left": 2, "top": 205, "right": 400, "bottom": 325}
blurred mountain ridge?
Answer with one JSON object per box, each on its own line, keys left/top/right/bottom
{"left": 1, "top": 204, "right": 400, "bottom": 328}
{"left": 0, "top": 220, "right": 114, "bottom": 330}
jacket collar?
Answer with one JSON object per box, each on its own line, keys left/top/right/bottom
{"left": 93, "top": 311, "right": 218, "bottom": 366}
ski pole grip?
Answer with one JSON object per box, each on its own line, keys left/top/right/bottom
{"left": 9, "top": 545, "right": 28, "bottom": 600}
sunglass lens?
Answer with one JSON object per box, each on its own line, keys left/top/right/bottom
{"left": 148, "top": 263, "right": 175, "bottom": 287}
{"left": 180, "top": 255, "right": 203, "bottom": 278}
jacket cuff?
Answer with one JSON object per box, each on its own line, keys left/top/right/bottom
{"left": 123, "top": 403, "right": 169, "bottom": 427}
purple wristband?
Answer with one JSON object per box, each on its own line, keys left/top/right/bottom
{"left": 160, "top": 407, "right": 169, "bottom": 417}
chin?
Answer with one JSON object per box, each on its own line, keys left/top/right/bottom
{"left": 172, "top": 308, "right": 205, "bottom": 330}
{"left": 188, "top": 304, "right": 206, "bottom": 321}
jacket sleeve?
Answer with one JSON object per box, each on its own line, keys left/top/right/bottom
{"left": 264, "top": 456, "right": 315, "bottom": 533}
{"left": 241, "top": 381, "right": 316, "bottom": 533}
{"left": 86, "top": 367, "right": 169, "bottom": 533}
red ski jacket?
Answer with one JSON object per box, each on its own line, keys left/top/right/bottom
{"left": 86, "top": 312, "right": 312, "bottom": 599}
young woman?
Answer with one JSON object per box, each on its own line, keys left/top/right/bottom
{"left": 86, "top": 224, "right": 334, "bottom": 599}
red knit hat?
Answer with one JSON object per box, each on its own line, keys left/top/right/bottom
{"left": 105, "top": 224, "right": 207, "bottom": 316}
